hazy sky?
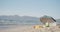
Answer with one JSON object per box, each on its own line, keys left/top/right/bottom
{"left": 0, "top": 0, "right": 60, "bottom": 19}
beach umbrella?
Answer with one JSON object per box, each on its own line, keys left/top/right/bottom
{"left": 40, "top": 15, "right": 56, "bottom": 24}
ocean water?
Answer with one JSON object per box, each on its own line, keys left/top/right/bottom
{"left": 0, "top": 25, "right": 10, "bottom": 30}
{"left": 0, "top": 21, "right": 41, "bottom": 29}
{"left": 0, "top": 20, "right": 59, "bottom": 30}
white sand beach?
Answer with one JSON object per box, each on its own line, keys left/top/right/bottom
{"left": 0, "top": 25, "right": 60, "bottom": 32}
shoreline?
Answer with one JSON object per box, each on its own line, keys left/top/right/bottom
{"left": 0, "top": 24, "right": 60, "bottom": 32}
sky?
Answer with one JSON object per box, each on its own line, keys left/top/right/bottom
{"left": 0, "top": 0, "right": 60, "bottom": 19}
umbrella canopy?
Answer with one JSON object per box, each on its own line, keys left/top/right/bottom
{"left": 40, "top": 15, "right": 56, "bottom": 24}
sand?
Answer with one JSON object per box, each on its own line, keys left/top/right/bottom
{"left": 0, "top": 25, "right": 60, "bottom": 32}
